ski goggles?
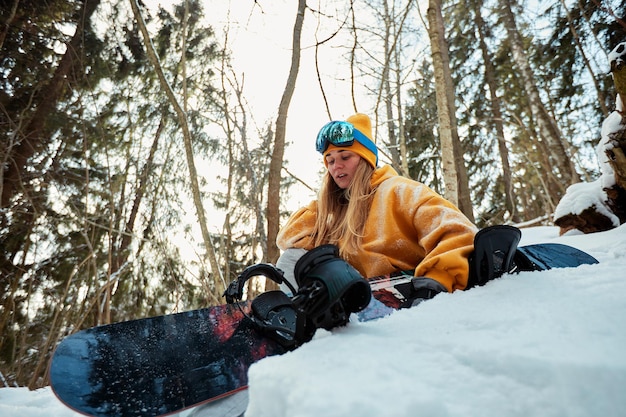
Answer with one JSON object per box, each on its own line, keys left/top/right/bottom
{"left": 315, "top": 121, "right": 378, "bottom": 157}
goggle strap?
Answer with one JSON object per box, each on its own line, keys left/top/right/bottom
{"left": 352, "top": 128, "right": 378, "bottom": 165}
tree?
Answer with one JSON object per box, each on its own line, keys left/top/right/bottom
{"left": 367, "top": 0, "right": 417, "bottom": 178}
{"left": 553, "top": 41, "right": 626, "bottom": 234}
{"left": 445, "top": 0, "right": 517, "bottom": 225}
{"left": 499, "top": 0, "right": 580, "bottom": 195}
{"left": 1, "top": 0, "right": 225, "bottom": 387}
{"left": 129, "top": 0, "right": 225, "bottom": 301}
{"left": 0, "top": 0, "right": 108, "bottom": 388}
{"left": 470, "top": 0, "right": 516, "bottom": 223}
{"left": 1, "top": 0, "right": 100, "bottom": 208}
{"left": 403, "top": 61, "right": 443, "bottom": 190}
{"left": 425, "top": 0, "right": 474, "bottom": 221}
{"left": 267, "top": 0, "right": 306, "bottom": 271}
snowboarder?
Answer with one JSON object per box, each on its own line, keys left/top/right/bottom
{"left": 276, "top": 113, "right": 478, "bottom": 303}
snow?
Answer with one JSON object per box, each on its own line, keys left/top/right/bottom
{"left": 608, "top": 42, "right": 625, "bottom": 74}
{"left": 2, "top": 225, "right": 626, "bottom": 417}
{"left": 552, "top": 179, "right": 619, "bottom": 226}
{"left": 597, "top": 110, "right": 625, "bottom": 190}
{"left": 553, "top": 105, "right": 624, "bottom": 220}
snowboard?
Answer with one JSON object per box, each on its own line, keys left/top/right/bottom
{"left": 49, "top": 228, "right": 598, "bottom": 417}
{"left": 48, "top": 271, "right": 415, "bottom": 417}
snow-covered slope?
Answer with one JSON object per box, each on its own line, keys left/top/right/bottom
{"left": 245, "top": 225, "right": 626, "bottom": 417}
{"left": 1, "top": 225, "right": 625, "bottom": 417}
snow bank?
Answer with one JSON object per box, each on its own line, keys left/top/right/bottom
{"left": 1, "top": 225, "right": 625, "bottom": 417}
{"left": 245, "top": 225, "right": 626, "bottom": 417}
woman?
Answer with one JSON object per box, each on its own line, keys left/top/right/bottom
{"left": 277, "top": 113, "right": 477, "bottom": 298}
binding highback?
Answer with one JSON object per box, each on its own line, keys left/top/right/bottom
{"left": 467, "top": 225, "right": 522, "bottom": 288}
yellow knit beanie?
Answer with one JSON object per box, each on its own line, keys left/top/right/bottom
{"left": 323, "top": 113, "right": 378, "bottom": 169}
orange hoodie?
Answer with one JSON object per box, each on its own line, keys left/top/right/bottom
{"left": 276, "top": 165, "right": 478, "bottom": 292}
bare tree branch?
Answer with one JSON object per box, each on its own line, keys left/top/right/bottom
{"left": 128, "top": 0, "right": 224, "bottom": 301}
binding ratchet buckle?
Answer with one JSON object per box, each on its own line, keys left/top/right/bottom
{"left": 224, "top": 245, "right": 372, "bottom": 349}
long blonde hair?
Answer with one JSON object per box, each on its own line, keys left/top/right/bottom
{"left": 313, "top": 159, "right": 375, "bottom": 259}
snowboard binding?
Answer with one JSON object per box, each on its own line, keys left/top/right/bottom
{"left": 292, "top": 244, "right": 372, "bottom": 330}
{"left": 224, "top": 263, "right": 313, "bottom": 350}
{"left": 467, "top": 225, "right": 521, "bottom": 288}
{"left": 224, "top": 245, "right": 372, "bottom": 349}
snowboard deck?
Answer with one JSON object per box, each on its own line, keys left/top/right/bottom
{"left": 49, "top": 302, "right": 285, "bottom": 417}
{"left": 516, "top": 242, "right": 599, "bottom": 271}
{"left": 48, "top": 271, "right": 415, "bottom": 417}
{"left": 49, "top": 236, "right": 599, "bottom": 417}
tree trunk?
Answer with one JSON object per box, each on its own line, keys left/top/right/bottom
{"left": 472, "top": 0, "right": 518, "bottom": 222}
{"left": 500, "top": 0, "right": 580, "bottom": 190}
{"left": 378, "top": 0, "right": 414, "bottom": 178}
{"left": 0, "top": 0, "right": 19, "bottom": 50}
{"left": 267, "top": 0, "right": 306, "bottom": 273}
{"left": 426, "top": 0, "right": 474, "bottom": 221}
{"left": 129, "top": 0, "right": 224, "bottom": 303}
{"left": 396, "top": 64, "right": 410, "bottom": 178}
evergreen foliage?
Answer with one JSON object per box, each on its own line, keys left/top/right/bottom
{"left": 0, "top": 0, "right": 243, "bottom": 388}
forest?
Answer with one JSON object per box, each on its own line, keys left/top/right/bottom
{"left": 1, "top": 0, "right": 624, "bottom": 388}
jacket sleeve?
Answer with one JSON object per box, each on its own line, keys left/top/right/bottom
{"left": 411, "top": 190, "right": 477, "bottom": 292}
{"left": 276, "top": 200, "right": 318, "bottom": 251}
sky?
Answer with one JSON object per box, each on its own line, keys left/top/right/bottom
{"left": 114, "top": 0, "right": 369, "bottom": 260}
{"left": 182, "top": 0, "right": 433, "bottom": 212}
{"left": 213, "top": 0, "right": 382, "bottom": 209}
{"left": 124, "top": 0, "right": 422, "bottom": 258}
{"left": 119, "top": 0, "right": 378, "bottom": 244}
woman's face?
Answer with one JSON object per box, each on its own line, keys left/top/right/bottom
{"left": 325, "top": 149, "right": 362, "bottom": 189}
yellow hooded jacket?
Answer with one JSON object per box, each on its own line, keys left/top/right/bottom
{"left": 276, "top": 165, "right": 478, "bottom": 292}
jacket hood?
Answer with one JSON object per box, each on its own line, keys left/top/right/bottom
{"left": 370, "top": 165, "right": 399, "bottom": 188}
